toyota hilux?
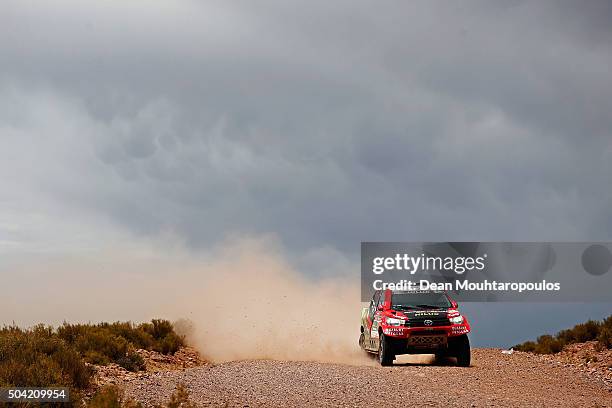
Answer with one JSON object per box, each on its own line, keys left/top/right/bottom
{"left": 359, "top": 289, "right": 471, "bottom": 366}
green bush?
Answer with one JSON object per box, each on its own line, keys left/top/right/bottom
{"left": 87, "top": 385, "right": 142, "bottom": 408}
{"left": 514, "top": 314, "right": 612, "bottom": 354}
{"left": 533, "top": 335, "right": 563, "bottom": 354}
{"left": 116, "top": 352, "right": 146, "bottom": 372}
{"left": 105, "top": 322, "right": 155, "bottom": 350}
{"left": 602, "top": 315, "right": 612, "bottom": 331}
{"left": 514, "top": 340, "right": 536, "bottom": 352}
{"left": 57, "top": 319, "right": 185, "bottom": 368}
{"left": 141, "top": 320, "right": 174, "bottom": 340}
{"left": 161, "top": 384, "right": 197, "bottom": 408}
{"left": 1, "top": 319, "right": 186, "bottom": 396}
{"left": 0, "top": 324, "right": 93, "bottom": 398}
{"left": 555, "top": 328, "right": 575, "bottom": 345}
{"left": 571, "top": 320, "right": 601, "bottom": 343}
{"left": 138, "top": 320, "right": 184, "bottom": 355}
{"left": 87, "top": 383, "right": 195, "bottom": 408}
{"left": 597, "top": 326, "right": 612, "bottom": 349}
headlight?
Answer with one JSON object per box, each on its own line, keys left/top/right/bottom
{"left": 450, "top": 315, "right": 464, "bottom": 324}
{"left": 385, "top": 317, "right": 403, "bottom": 326}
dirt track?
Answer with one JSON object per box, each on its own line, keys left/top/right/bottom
{"left": 122, "top": 349, "right": 611, "bottom": 407}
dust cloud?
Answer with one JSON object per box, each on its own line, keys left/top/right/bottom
{"left": 176, "top": 238, "right": 375, "bottom": 366}
{"left": 1, "top": 236, "right": 374, "bottom": 366}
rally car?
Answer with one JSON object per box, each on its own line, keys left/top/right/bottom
{"left": 359, "top": 289, "right": 471, "bottom": 366}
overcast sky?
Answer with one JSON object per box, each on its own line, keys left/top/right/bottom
{"left": 1, "top": 0, "right": 611, "bottom": 346}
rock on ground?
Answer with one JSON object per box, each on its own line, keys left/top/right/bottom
{"left": 117, "top": 348, "right": 612, "bottom": 407}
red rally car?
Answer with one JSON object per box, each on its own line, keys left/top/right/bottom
{"left": 359, "top": 289, "right": 471, "bottom": 366}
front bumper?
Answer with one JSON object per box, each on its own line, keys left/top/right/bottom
{"left": 382, "top": 323, "right": 470, "bottom": 338}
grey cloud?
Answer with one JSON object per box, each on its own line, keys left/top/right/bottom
{"left": 1, "top": 1, "right": 611, "bottom": 344}
{"left": 2, "top": 1, "right": 612, "bottom": 251}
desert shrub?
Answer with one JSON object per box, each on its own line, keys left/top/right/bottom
{"left": 155, "top": 332, "right": 184, "bottom": 355}
{"left": 158, "top": 384, "right": 197, "bottom": 408}
{"left": 88, "top": 384, "right": 195, "bottom": 408}
{"left": 555, "top": 329, "right": 574, "bottom": 345}
{"left": 87, "top": 385, "right": 142, "bottom": 408}
{"left": 533, "top": 335, "right": 563, "bottom": 354}
{"left": 58, "top": 319, "right": 184, "bottom": 368}
{"left": 87, "top": 385, "right": 123, "bottom": 408}
{"left": 141, "top": 319, "right": 174, "bottom": 340}
{"left": 515, "top": 314, "right": 612, "bottom": 353}
{"left": 513, "top": 340, "right": 536, "bottom": 353}
{"left": 0, "top": 325, "right": 92, "bottom": 392}
{"left": 1, "top": 318, "right": 185, "bottom": 398}
{"left": 597, "top": 326, "right": 612, "bottom": 349}
{"left": 103, "top": 322, "right": 155, "bottom": 350}
{"left": 75, "top": 332, "right": 130, "bottom": 364}
{"left": 571, "top": 320, "right": 601, "bottom": 343}
{"left": 116, "top": 352, "right": 146, "bottom": 372}
{"left": 602, "top": 315, "right": 612, "bottom": 331}
{"left": 59, "top": 322, "right": 152, "bottom": 351}
{"left": 139, "top": 320, "right": 185, "bottom": 355}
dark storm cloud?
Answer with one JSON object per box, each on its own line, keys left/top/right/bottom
{"left": 2, "top": 0, "right": 612, "bottom": 346}
{"left": 1, "top": 0, "right": 612, "bottom": 251}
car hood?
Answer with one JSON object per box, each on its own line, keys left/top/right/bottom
{"left": 395, "top": 309, "right": 448, "bottom": 319}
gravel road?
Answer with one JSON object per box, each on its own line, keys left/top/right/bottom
{"left": 122, "top": 349, "right": 611, "bottom": 407}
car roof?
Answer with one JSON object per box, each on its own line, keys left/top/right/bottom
{"left": 391, "top": 290, "right": 446, "bottom": 294}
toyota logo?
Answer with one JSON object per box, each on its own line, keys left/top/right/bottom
{"left": 424, "top": 319, "right": 433, "bottom": 326}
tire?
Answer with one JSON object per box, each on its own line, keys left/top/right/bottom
{"left": 454, "top": 334, "right": 471, "bottom": 367}
{"left": 378, "top": 333, "right": 394, "bottom": 366}
{"left": 359, "top": 332, "right": 365, "bottom": 349}
{"left": 434, "top": 350, "right": 447, "bottom": 365}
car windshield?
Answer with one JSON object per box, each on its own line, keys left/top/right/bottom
{"left": 391, "top": 292, "right": 451, "bottom": 309}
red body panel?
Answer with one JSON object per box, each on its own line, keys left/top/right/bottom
{"left": 374, "top": 289, "right": 471, "bottom": 340}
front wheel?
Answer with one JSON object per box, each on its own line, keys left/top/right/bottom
{"left": 378, "top": 333, "right": 394, "bottom": 366}
{"left": 453, "top": 334, "right": 471, "bottom": 367}
{"left": 434, "top": 350, "right": 447, "bottom": 365}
